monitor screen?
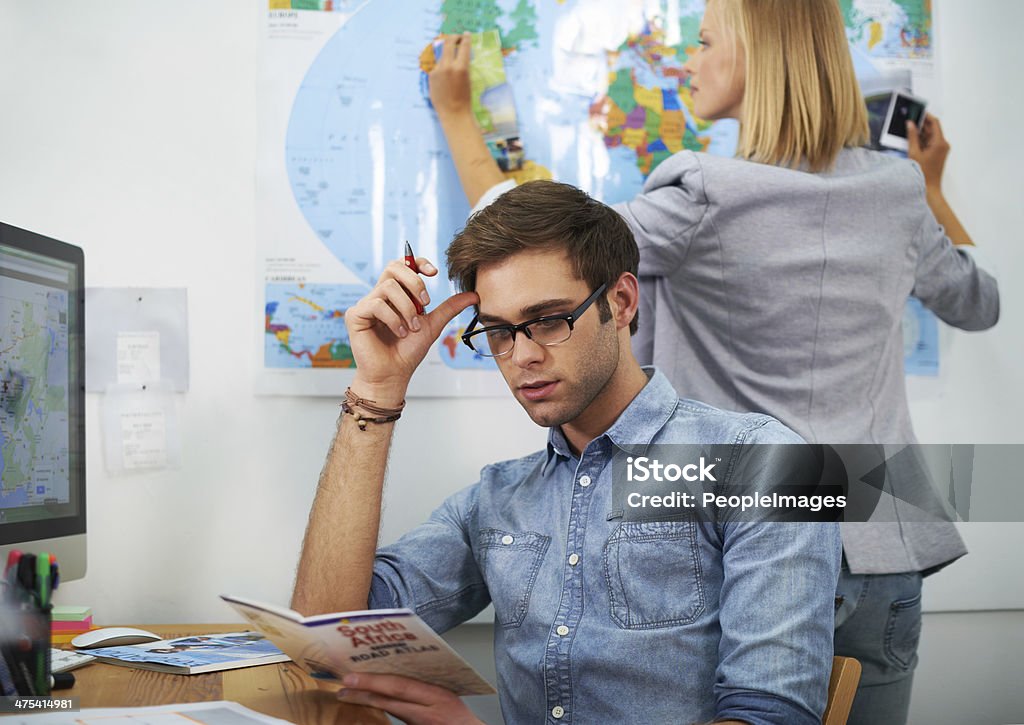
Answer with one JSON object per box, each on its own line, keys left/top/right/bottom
{"left": 0, "top": 222, "right": 86, "bottom": 582}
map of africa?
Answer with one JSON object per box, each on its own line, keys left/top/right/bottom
{"left": 263, "top": 0, "right": 934, "bottom": 380}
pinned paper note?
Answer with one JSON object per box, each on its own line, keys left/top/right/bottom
{"left": 101, "top": 383, "right": 181, "bottom": 475}
{"left": 86, "top": 288, "right": 189, "bottom": 392}
{"left": 117, "top": 331, "right": 162, "bottom": 385}
{"left": 119, "top": 409, "right": 168, "bottom": 470}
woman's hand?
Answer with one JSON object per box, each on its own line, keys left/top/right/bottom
{"left": 907, "top": 113, "right": 950, "bottom": 191}
{"left": 429, "top": 33, "right": 474, "bottom": 121}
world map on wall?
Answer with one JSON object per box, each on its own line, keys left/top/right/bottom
{"left": 265, "top": 0, "right": 933, "bottom": 373}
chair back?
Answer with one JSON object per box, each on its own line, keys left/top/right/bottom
{"left": 822, "top": 655, "right": 862, "bottom": 725}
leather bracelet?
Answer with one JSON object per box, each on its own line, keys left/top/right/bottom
{"left": 340, "top": 404, "right": 401, "bottom": 430}
{"left": 341, "top": 387, "right": 405, "bottom": 430}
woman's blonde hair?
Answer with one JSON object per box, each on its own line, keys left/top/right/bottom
{"left": 709, "top": 0, "right": 870, "bottom": 171}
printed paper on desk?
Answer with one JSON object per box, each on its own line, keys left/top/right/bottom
{"left": 10, "top": 701, "right": 294, "bottom": 724}
{"left": 79, "top": 632, "right": 289, "bottom": 675}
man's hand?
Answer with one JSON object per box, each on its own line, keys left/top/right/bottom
{"left": 345, "top": 256, "right": 478, "bottom": 396}
{"left": 428, "top": 33, "right": 473, "bottom": 121}
{"left": 907, "top": 113, "right": 950, "bottom": 191}
{"left": 337, "top": 673, "right": 485, "bottom": 725}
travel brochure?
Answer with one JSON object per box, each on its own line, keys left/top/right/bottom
{"left": 221, "top": 594, "right": 495, "bottom": 696}
{"left": 77, "top": 631, "right": 289, "bottom": 675}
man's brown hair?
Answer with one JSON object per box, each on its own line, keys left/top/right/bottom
{"left": 447, "top": 180, "right": 639, "bottom": 333}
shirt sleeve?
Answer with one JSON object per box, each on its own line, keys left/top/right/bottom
{"left": 368, "top": 484, "right": 491, "bottom": 634}
{"left": 469, "top": 179, "right": 518, "bottom": 216}
{"left": 955, "top": 243, "right": 999, "bottom": 281}
{"left": 713, "top": 420, "right": 842, "bottom": 725}
{"left": 612, "top": 150, "right": 709, "bottom": 277}
{"left": 910, "top": 186, "right": 1000, "bottom": 331}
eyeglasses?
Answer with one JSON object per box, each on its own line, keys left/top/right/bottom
{"left": 461, "top": 283, "right": 609, "bottom": 358}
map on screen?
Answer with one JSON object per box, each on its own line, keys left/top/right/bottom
{"left": 1, "top": 258, "right": 73, "bottom": 521}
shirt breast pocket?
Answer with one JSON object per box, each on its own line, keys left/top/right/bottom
{"left": 477, "top": 528, "right": 551, "bottom": 629}
{"left": 603, "top": 518, "right": 706, "bottom": 629}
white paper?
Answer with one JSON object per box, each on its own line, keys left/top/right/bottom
{"left": 86, "top": 288, "right": 189, "bottom": 392}
{"left": 119, "top": 408, "right": 167, "bottom": 470}
{"left": 100, "top": 383, "right": 181, "bottom": 475}
{"left": 7, "top": 701, "right": 294, "bottom": 725}
{"left": 116, "top": 331, "right": 161, "bottom": 384}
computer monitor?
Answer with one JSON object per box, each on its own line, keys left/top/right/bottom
{"left": 0, "top": 221, "right": 86, "bottom": 582}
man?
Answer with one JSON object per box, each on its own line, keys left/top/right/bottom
{"left": 292, "top": 181, "right": 840, "bottom": 725}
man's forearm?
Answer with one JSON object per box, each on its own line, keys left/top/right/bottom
{"left": 291, "top": 400, "right": 399, "bottom": 615}
{"left": 437, "top": 111, "right": 506, "bottom": 208}
{"left": 293, "top": 253, "right": 475, "bottom": 614}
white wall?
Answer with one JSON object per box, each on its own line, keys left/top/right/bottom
{"left": 0, "top": 0, "right": 1021, "bottom": 720}
{"left": 0, "top": 0, "right": 547, "bottom": 623}
{"left": 904, "top": 0, "right": 1024, "bottom": 616}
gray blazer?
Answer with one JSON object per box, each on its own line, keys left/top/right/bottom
{"left": 616, "top": 147, "right": 999, "bottom": 574}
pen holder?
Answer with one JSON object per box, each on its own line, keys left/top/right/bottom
{"left": 1, "top": 583, "right": 52, "bottom": 697}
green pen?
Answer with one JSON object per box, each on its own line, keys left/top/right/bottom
{"left": 36, "top": 552, "right": 50, "bottom": 608}
{"left": 36, "top": 551, "right": 50, "bottom": 696}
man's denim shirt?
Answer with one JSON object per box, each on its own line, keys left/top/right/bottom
{"left": 369, "top": 370, "right": 840, "bottom": 725}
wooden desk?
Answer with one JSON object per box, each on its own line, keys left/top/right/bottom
{"left": 67, "top": 625, "right": 389, "bottom": 725}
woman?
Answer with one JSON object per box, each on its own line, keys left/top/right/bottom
{"left": 428, "top": 1, "right": 998, "bottom": 724}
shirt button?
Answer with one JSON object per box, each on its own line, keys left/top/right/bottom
{"left": 501, "top": 535, "right": 514, "bottom": 545}
{"left": 552, "top": 706, "right": 565, "bottom": 719}
{"left": 568, "top": 553, "right": 580, "bottom": 566}
{"left": 556, "top": 625, "right": 570, "bottom": 636}
{"left": 578, "top": 475, "right": 591, "bottom": 487}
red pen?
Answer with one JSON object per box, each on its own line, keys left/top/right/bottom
{"left": 403, "top": 240, "right": 425, "bottom": 314}
{"left": 5, "top": 549, "right": 22, "bottom": 578}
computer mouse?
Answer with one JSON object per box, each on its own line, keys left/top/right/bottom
{"left": 71, "top": 627, "right": 163, "bottom": 649}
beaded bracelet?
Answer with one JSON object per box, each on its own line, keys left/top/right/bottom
{"left": 340, "top": 387, "right": 405, "bottom": 430}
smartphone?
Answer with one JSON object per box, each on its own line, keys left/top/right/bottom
{"left": 879, "top": 90, "right": 927, "bottom": 152}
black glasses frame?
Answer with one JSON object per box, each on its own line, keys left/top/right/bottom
{"left": 461, "top": 282, "right": 609, "bottom": 358}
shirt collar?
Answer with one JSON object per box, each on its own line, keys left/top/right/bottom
{"left": 544, "top": 367, "right": 678, "bottom": 467}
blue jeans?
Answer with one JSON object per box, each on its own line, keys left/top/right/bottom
{"left": 834, "top": 567, "right": 923, "bottom": 725}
